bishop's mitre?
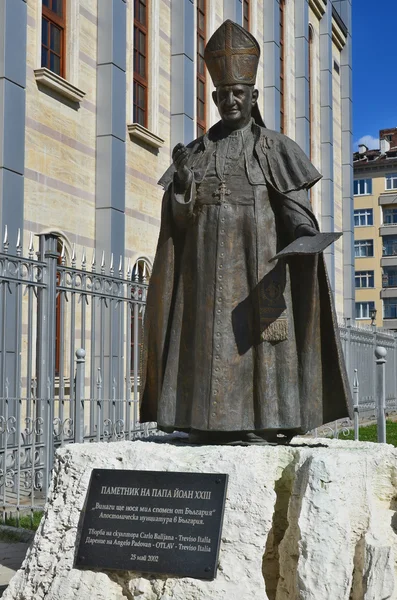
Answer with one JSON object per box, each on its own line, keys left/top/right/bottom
{"left": 204, "top": 19, "right": 260, "bottom": 88}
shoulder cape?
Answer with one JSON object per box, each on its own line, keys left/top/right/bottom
{"left": 158, "top": 121, "right": 322, "bottom": 195}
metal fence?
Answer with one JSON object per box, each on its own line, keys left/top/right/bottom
{"left": 1, "top": 233, "right": 397, "bottom": 522}
{"left": 0, "top": 231, "right": 158, "bottom": 523}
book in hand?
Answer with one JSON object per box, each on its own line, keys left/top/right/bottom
{"left": 269, "top": 232, "right": 342, "bottom": 263}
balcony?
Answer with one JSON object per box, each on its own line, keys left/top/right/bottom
{"left": 381, "top": 241, "right": 397, "bottom": 267}
{"left": 380, "top": 224, "right": 397, "bottom": 236}
{"left": 378, "top": 193, "right": 397, "bottom": 206}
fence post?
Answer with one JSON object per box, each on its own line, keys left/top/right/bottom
{"left": 353, "top": 368, "right": 359, "bottom": 441}
{"left": 75, "top": 349, "right": 86, "bottom": 444}
{"left": 375, "top": 346, "right": 387, "bottom": 443}
{"left": 36, "top": 234, "right": 58, "bottom": 488}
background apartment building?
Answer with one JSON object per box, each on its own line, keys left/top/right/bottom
{"left": 353, "top": 127, "right": 397, "bottom": 329}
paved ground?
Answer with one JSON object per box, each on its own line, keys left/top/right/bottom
{"left": 0, "top": 540, "right": 30, "bottom": 597}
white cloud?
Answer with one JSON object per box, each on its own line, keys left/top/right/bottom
{"left": 354, "top": 135, "right": 379, "bottom": 151}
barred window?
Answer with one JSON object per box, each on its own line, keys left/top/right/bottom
{"left": 42, "top": 0, "right": 65, "bottom": 77}
{"left": 382, "top": 267, "right": 397, "bottom": 288}
{"left": 384, "top": 208, "right": 397, "bottom": 224}
{"left": 354, "top": 239, "right": 374, "bottom": 257}
{"left": 355, "top": 301, "right": 375, "bottom": 320}
{"left": 197, "top": 0, "right": 206, "bottom": 137}
{"left": 354, "top": 209, "right": 373, "bottom": 227}
{"left": 383, "top": 235, "right": 397, "bottom": 257}
{"left": 384, "top": 298, "right": 397, "bottom": 320}
{"left": 355, "top": 271, "right": 374, "bottom": 288}
{"left": 134, "top": 0, "right": 148, "bottom": 127}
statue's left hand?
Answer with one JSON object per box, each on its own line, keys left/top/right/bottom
{"left": 294, "top": 224, "right": 318, "bottom": 239}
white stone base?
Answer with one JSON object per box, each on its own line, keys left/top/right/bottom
{"left": 4, "top": 438, "right": 397, "bottom": 600}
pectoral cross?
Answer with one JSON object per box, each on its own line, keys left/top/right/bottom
{"left": 213, "top": 180, "right": 231, "bottom": 204}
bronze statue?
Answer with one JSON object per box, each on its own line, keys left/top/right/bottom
{"left": 140, "top": 20, "right": 352, "bottom": 443}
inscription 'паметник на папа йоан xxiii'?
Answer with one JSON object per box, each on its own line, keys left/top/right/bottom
{"left": 76, "top": 469, "right": 228, "bottom": 580}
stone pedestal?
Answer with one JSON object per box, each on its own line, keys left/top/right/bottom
{"left": 4, "top": 438, "right": 397, "bottom": 600}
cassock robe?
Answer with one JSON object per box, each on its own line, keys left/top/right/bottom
{"left": 140, "top": 120, "right": 353, "bottom": 433}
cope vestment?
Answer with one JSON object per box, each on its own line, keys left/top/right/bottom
{"left": 140, "top": 120, "right": 353, "bottom": 433}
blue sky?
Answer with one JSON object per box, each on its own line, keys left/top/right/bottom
{"left": 353, "top": 0, "right": 397, "bottom": 149}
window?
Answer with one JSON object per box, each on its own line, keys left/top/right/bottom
{"left": 386, "top": 174, "right": 397, "bottom": 191}
{"left": 355, "top": 271, "right": 374, "bottom": 288}
{"left": 42, "top": 0, "right": 65, "bottom": 77}
{"left": 382, "top": 268, "right": 397, "bottom": 288}
{"left": 354, "top": 209, "right": 373, "bottom": 227}
{"left": 354, "top": 239, "right": 374, "bottom": 257}
{"left": 243, "top": 0, "right": 250, "bottom": 30}
{"left": 279, "top": 0, "right": 285, "bottom": 133}
{"left": 354, "top": 179, "right": 372, "bottom": 196}
{"left": 133, "top": 0, "right": 148, "bottom": 127}
{"left": 384, "top": 208, "right": 397, "bottom": 224}
{"left": 384, "top": 298, "right": 397, "bottom": 320}
{"left": 383, "top": 235, "right": 397, "bottom": 257}
{"left": 196, "top": 0, "right": 206, "bottom": 137}
{"left": 355, "top": 301, "right": 375, "bottom": 320}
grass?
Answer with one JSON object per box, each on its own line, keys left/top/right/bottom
{"left": 340, "top": 420, "right": 397, "bottom": 446}
{"left": 2, "top": 511, "right": 43, "bottom": 531}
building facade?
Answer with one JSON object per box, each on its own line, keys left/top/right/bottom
{"left": 0, "top": 0, "right": 353, "bottom": 316}
{"left": 353, "top": 127, "right": 397, "bottom": 329}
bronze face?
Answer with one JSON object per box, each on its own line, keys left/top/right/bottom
{"left": 212, "top": 84, "right": 259, "bottom": 131}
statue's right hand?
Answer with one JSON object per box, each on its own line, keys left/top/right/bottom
{"left": 172, "top": 143, "right": 192, "bottom": 190}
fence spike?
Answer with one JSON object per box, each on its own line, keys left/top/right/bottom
{"left": 101, "top": 251, "right": 105, "bottom": 274}
{"left": 91, "top": 248, "right": 96, "bottom": 272}
{"left": 16, "top": 228, "right": 22, "bottom": 256}
{"left": 142, "top": 261, "right": 147, "bottom": 280}
{"left": 353, "top": 368, "right": 359, "bottom": 388}
{"left": 3, "top": 225, "right": 9, "bottom": 254}
{"left": 28, "top": 232, "right": 34, "bottom": 258}
{"left": 71, "top": 243, "right": 76, "bottom": 268}
{"left": 118, "top": 255, "right": 123, "bottom": 277}
{"left": 61, "top": 241, "right": 66, "bottom": 266}
{"left": 96, "top": 367, "right": 102, "bottom": 387}
{"left": 81, "top": 247, "right": 87, "bottom": 270}
{"left": 110, "top": 253, "right": 114, "bottom": 275}
{"left": 126, "top": 258, "right": 131, "bottom": 279}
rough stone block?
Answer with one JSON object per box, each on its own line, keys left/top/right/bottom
{"left": 4, "top": 438, "right": 397, "bottom": 600}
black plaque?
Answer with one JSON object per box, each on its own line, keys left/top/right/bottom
{"left": 75, "top": 469, "right": 228, "bottom": 579}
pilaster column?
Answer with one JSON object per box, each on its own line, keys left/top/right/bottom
{"left": 0, "top": 0, "right": 26, "bottom": 235}
{"left": 171, "top": 0, "right": 195, "bottom": 148}
{"left": 294, "top": 0, "right": 309, "bottom": 155}
{"left": 262, "top": 0, "right": 280, "bottom": 131}
{"left": 339, "top": 0, "right": 354, "bottom": 320}
{"left": 0, "top": 0, "right": 27, "bottom": 400}
{"left": 96, "top": 0, "right": 126, "bottom": 261}
{"left": 320, "top": 2, "right": 335, "bottom": 288}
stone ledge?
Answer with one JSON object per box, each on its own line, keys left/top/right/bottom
{"left": 34, "top": 68, "right": 86, "bottom": 104}
{"left": 128, "top": 123, "right": 165, "bottom": 149}
{"left": 3, "top": 438, "right": 397, "bottom": 600}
